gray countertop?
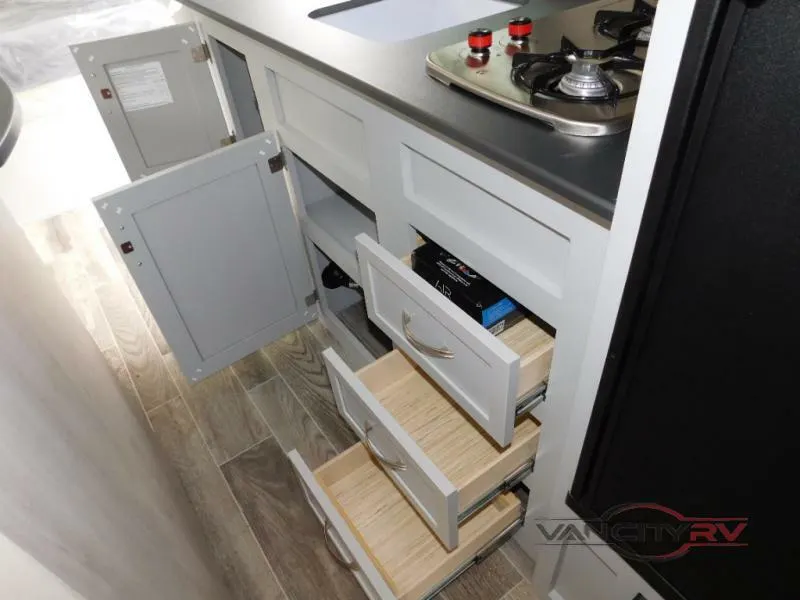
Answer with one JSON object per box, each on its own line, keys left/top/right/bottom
{"left": 181, "top": 0, "right": 632, "bottom": 221}
{"left": 0, "top": 77, "right": 21, "bottom": 167}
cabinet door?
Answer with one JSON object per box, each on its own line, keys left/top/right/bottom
{"left": 95, "top": 132, "right": 315, "bottom": 381}
{"left": 71, "top": 23, "right": 232, "bottom": 180}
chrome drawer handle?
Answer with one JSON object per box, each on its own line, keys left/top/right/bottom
{"left": 364, "top": 421, "right": 407, "bottom": 471}
{"left": 323, "top": 520, "right": 359, "bottom": 571}
{"left": 402, "top": 310, "right": 455, "bottom": 359}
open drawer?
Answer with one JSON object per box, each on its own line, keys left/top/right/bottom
{"left": 355, "top": 234, "right": 554, "bottom": 447}
{"left": 323, "top": 347, "right": 539, "bottom": 549}
{"left": 290, "top": 444, "right": 523, "bottom": 600}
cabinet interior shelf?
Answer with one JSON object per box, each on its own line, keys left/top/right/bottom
{"left": 302, "top": 193, "right": 377, "bottom": 284}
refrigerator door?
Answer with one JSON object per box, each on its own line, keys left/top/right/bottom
{"left": 569, "top": 1, "right": 799, "bottom": 598}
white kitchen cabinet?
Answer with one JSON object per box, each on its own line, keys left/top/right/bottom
{"left": 292, "top": 155, "right": 377, "bottom": 286}
{"left": 269, "top": 69, "right": 373, "bottom": 206}
{"left": 290, "top": 444, "right": 525, "bottom": 600}
{"left": 205, "top": 37, "right": 266, "bottom": 140}
{"left": 71, "top": 24, "right": 236, "bottom": 180}
{"left": 76, "top": 22, "right": 384, "bottom": 381}
{"left": 72, "top": 15, "right": 621, "bottom": 600}
{"left": 323, "top": 347, "right": 541, "bottom": 549}
{"left": 94, "top": 133, "right": 316, "bottom": 381}
{"left": 356, "top": 235, "right": 554, "bottom": 447}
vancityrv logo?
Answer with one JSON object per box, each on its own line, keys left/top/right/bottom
{"left": 536, "top": 503, "right": 748, "bottom": 562}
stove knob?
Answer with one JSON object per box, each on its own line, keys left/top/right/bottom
{"left": 508, "top": 16, "right": 533, "bottom": 41}
{"left": 467, "top": 28, "right": 493, "bottom": 53}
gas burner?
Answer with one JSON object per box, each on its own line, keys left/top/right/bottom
{"left": 558, "top": 63, "right": 615, "bottom": 99}
{"left": 511, "top": 37, "right": 644, "bottom": 104}
{"left": 424, "top": 0, "right": 649, "bottom": 136}
{"left": 594, "top": 0, "right": 656, "bottom": 45}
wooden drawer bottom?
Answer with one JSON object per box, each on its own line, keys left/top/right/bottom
{"left": 359, "top": 350, "right": 540, "bottom": 516}
{"left": 292, "top": 444, "right": 523, "bottom": 600}
{"left": 356, "top": 235, "right": 554, "bottom": 447}
{"left": 325, "top": 345, "right": 538, "bottom": 549}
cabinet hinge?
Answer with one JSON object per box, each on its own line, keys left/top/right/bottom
{"left": 220, "top": 133, "right": 236, "bottom": 147}
{"left": 191, "top": 42, "right": 211, "bottom": 63}
{"left": 268, "top": 151, "right": 286, "bottom": 173}
{"left": 305, "top": 291, "right": 319, "bottom": 307}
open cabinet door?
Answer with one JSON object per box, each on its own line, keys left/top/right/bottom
{"left": 95, "top": 133, "right": 315, "bottom": 382}
{"left": 71, "top": 23, "right": 233, "bottom": 179}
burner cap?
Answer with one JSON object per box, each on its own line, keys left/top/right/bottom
{"left": 557, "top": 62, "right": 613, "bottom": 98}
{"left": 510, "top": 37, "right": 644, "bottom": 104}
{"left": 637, "top": 24, "right": 653, "bottom": 43}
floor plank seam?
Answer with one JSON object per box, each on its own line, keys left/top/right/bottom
{"left": 499, "top": 582, "right": 518, "bottom": 600}
{"left": 245, "top": 382, "right": 284, "bottom": 453}
{"left": 217, "top": 430, "right": 274, "bottom": 469}
{"left": 271, "top": 370, "right": 341, "bottom": 459}
{"left": 152, "top": 395, "right": 290, "bottom": 599}
{"left": 28, "top": 211, "right": 290, "bottom": 598}
{"left": 261, "top": 349, "right": 280, "bottom": 380}
{"left": 95, "top": 280, "right": 177, "bottom": 409}
{"left": 147, "top": 398, "right": 288, "bottom": 600}
{"left": 168, "top": 369, "right": 272, "bottom": 467}
{"left": 144, "top": 394, "right": 182, "bottom": 420}
{"left": 81, "top": 258, "right": 116, "bottom": 353}
{"left": 97, "top": 306, "right": 154, "bottom": 428}
{"left": 499, "top": 544, "right": 532, "bottom": 583}
{"left": 305, "top": 322, "right": 328, "bottom": 348}
{"left": 99, "top": 227, "right": 171, "bottom": 357}
{"left": 95, "top": 337, "right": 117, "bottom": 354}
{"left": 173, "top": 393, "right": 234, "bottom": 473}
{"left": 214, "top": 437, "right": 291, "bottom": 600}
{"left": 500, "top": 580, "right": 538, "bottom": 600}
{"left": 230, "top": 367, "right": 279, "bottom": 395}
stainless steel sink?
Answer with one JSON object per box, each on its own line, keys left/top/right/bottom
{"left": 309, "top": 0, "right": 524, "bottom": 43}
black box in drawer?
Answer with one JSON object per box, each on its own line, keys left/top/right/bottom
{"left": 411, "top": 242, "right": 524, "bottom": 335}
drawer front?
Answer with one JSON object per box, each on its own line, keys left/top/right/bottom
{"left": 355, "top": 234, "right": 520, "bottom": 447}
{"left": 322, "top": 348, "right": 460, "bottom": 549}
{"left": 401, "top": 145, "right": 569, "bottom": 305}
{"left": 273, "top": 73, "right": 370, "bottom": 205}
{"left": 288, "top": 450, "right": 395, "bottom": 600}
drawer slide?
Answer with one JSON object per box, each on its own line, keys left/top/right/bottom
{"left": 291, "top": 444, "right": 524, "bottom": 600}
{"left": 421, "top": 518, "right": 525, "bottom": 600}
{"left": 324, "top": 347, "right": 541, "bottom": 550}
{"left": 355, "top": 234, "right": 553, "bottom": 447}
{"left": 458, "top": 459, "right": 535, "bottom": 523}
{"left": 515, "top": 382, "right": 548, "bottom": 417}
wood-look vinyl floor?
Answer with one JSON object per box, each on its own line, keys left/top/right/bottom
{"left": 264, "top": 327, "right": 359, "bottom": 453}
{"left": 25, "top": 207, "right": 534, "bottom": 600}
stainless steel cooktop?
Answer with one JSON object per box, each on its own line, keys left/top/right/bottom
{"left": 426, "top": 0, "right": 653, "bottom": 136}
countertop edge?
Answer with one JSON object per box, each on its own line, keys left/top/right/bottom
{"left": 180, "top": 1, "right": 616, "bottom": 223}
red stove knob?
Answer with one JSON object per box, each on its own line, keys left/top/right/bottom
{"left": 508, "top": 16, "right": 533, "bottom": 40}
{"left": 467, "top": 28, "right": 493, "bottom": 53}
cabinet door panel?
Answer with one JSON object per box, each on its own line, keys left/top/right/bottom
{"left": 71, "top": 23, "right": 231, "bottom": 179}
{"left": 95, "top": 133, "right": 314, "bottom": 381}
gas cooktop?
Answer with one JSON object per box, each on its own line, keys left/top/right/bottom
{"left": 426, "top": 0, "right": 654, "bottom": 136}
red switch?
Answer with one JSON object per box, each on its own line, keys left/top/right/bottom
{"left": 468, "top": 28, "right": 493, "bottom": 53}
{"left": 508, "top": 17, "right": 533, "bottom": 40}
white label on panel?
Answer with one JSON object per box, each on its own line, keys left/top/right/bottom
{"left": 108, "top": 61, "right": 174, "bottom": 112}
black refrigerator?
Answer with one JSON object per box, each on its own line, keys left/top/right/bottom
{"left": 567, "top": 0, "right": 799, "bottom": 598}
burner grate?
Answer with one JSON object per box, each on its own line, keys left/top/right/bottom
{"left": 594, "top": 0, "right": 656, "bottom": 45}
{"left": 510, "top": 36, "right": 644, "bottom": 104}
